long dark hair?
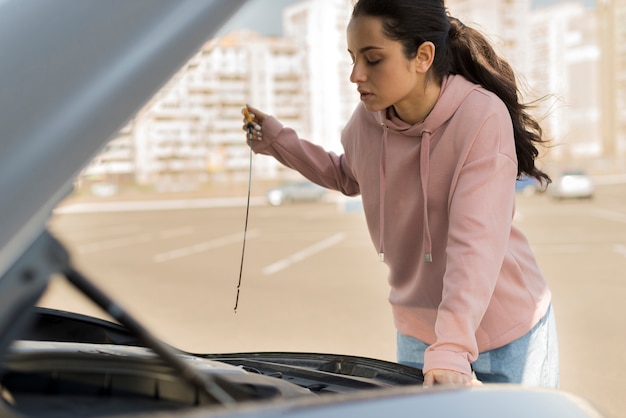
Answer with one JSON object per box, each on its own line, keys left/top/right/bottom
{"left": 352, "top": 0, "right": 550, "bottom": 184}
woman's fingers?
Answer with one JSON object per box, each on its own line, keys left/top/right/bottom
{"left": 422, "top": 369, "right": 480, "bottom": 388}
{"left": 242, "top": 106, "right": 264, "bottom": 141}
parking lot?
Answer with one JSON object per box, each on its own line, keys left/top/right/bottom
{"left": 43, "top": 183, "right": 626, "bottom": 418}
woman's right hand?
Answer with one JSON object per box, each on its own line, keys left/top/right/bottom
{"left": 241, "top": 105, "right": 268, "bottom": 142}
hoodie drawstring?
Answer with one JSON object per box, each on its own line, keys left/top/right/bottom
{"left": 420, "top": 130, "right": 433, "bottom": 262}
{"left": 379, "top": 123, "right": 432, "bottom": 263}
{"left": 378, "top": 122, "right": 388, "bottom": 262}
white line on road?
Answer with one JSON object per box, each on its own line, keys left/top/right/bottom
{"left": 591, "top": 209, "right": 626, "bottom": 224}
{"left": 533, "top": 244, "right": 589, "bottom": 253}
{"left": 50, "top": 224, "right": 141, "bottom": 238}
{"left": 262, "top": 233, "right": 346, "bottom": 275}
{"left": 54, "top": 197, "right": 266, "bottom": 214}
{"left": 153, "top": 230, "right": 258, "bottom": 263}
{"left": 613, "top": 244, "right": 626, "bottom": 258}
{"left": 77, "top": 227, "right": 194, "bottom": 254}
{"left": 533, "top": 243, "right": 626, "bottom": 258}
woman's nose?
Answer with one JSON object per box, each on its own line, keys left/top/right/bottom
{"left": 349, "top": 63, "right": 366, "bottom": 84}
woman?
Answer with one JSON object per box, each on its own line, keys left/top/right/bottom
{"left": 242, "top": 0, "right": 558, "bottom": 388}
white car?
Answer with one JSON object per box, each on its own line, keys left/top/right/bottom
{"left": 266, "top": 181, "right": 327, "bottom": 206}
{"left": 549, "top": 170, "right": 594, "bottom": 200}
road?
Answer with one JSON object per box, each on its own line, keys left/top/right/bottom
{"left": 42, "top": 183, "right": 626, "bottom": 418}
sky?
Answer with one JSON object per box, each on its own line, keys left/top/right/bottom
{"left": 218, "top": 0, "right": 301, "bottom": 37}
{"left": 219, "top": 0, "right": 595, "bottom": 37}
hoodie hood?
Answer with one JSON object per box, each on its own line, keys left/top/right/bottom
{"left": 375, "top": 74, "right": 477, "bottom": 135}
{"left": 372, "top": 74, "right": 481, "bottom": 263}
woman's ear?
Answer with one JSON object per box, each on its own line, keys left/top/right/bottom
{"left": 415, "top": 41, "right": 436, "bottom": 73}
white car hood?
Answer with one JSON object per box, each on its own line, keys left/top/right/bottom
{"left": 0, "top": 0, "right": 246, "bottom": 281}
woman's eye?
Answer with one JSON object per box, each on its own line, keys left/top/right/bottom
{"left": 347, "top": 57, "right": 381, "bottom": 66}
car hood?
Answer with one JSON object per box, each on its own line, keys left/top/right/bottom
{"left": 0, "top": 0, "right": 247, "bottom": 383}
{"left": 0, "top": 0, "right": 246, "bottom": 287}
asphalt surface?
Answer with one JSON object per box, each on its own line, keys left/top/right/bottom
{"left": 43, "top": 183, "right": 626, "bottom": 418}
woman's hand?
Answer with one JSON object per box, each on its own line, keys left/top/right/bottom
{"left": 241, "top": 105, "right": 268, "bottom": 142}
{"left": 242, "top": 105, "right": 268, "bottom": 124}
{"left": 423, "top": 369, "right": 483, "bottom": 388}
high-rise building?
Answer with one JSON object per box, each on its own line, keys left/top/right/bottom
{"left": 83, "top": 30, "right": 307, "bottom": 187}
{"left": 82, "top": 0, "right": 357, "bottom": 188}
{"left": 282, "top": 0, "right": 357, "bottom": 154}
{"left": 598, "top": 0, "right": 626, "bottom": 166}
{"left": 530, "top": 2, "right": 600, "bottom": 163}
{"left": 445, "top": 0, "right": 532, "bottom": 78}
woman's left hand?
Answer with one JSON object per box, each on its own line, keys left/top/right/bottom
{"left": 423, "top": 369, "right": 483, "bottom": 387}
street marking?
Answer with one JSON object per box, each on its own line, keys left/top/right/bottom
{"left": 50, "top": 223, "right": 141, "bottom": 238}
{"left": 533, "top": 244, "right": 588, "bottom": 253}
{"left": 153, "top": 231, "right": 258, "bottom": 263}
{"left": 534, "top": 243, "right": 626, "bottom": 258}
{"left": 76, "top": 227, "right": 194, "bottom": 254}
{"left": 262, "top": 233, "right": 346, "bottom": 275}
{"left": 54, "top": 197, "right": 266, "bottom": 214}
{"left": 591, "top": 209, "right": 626, "bottom": 224}
{"left": 613, "top": 244, "right": 626, "bottom": 258}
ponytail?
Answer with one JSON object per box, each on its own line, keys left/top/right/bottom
{"left": 447, "top": 17, "right": 550, "bottom": 184}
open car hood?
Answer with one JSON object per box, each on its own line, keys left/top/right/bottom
{"left": 0, "top": 0, "right": 245, "bottom": 363}
{"left": 0, "top": 0, "right": 246, "bottom": 285}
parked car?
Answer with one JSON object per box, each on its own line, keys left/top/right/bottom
{"left": 266, "top": 180, "right": 328, "bottom": 206}
{"left": 549, "top": 170, "right": 594, "bottom": 200}
{"left": 0, "top": 1, "right": 604, "bottom": 417}
{"left": 515, "top": 175, "right": 542, "bottom": 196}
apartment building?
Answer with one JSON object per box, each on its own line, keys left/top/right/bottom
{"left": 149, "top": 30, "right": 309, "bottom": 186}
{"left": 530, "top": 2, "right": 600, "bottom": 162}
{"left": 445, "top": 0, "right": 532, "bottom": 78}
{"left": 83, "top": 30, "right": 307, "bottom": 188}
{"left": 282, "top": 0, "right": 357, "bottom": 155}
{"left": 530, "top": 0, "right": 626, "bottom": 167}
{"left": 446, "top": 0, "right": 626, "bottom": 168}
{"left": 598, "top": 0, "right": 626, "bottom": 164}
{"left": 82, "top": 0, "right": 355, "bottom": 188}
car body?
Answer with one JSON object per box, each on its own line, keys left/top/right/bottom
{"left": 549, "top": 170, "right": 594, "bottom": 199}
{"left": 266, "top": 180, "right": 328, "bottom": 206}
{"left": 0, "top": 1, "right": 604, "bottom": 417}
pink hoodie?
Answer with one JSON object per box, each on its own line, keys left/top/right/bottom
{"left": 249, "top": 74, "right": 551, "bottom": 376}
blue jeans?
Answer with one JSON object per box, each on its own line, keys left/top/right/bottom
{"left": 396, "top": 305, "right": 560, "bottom": 388}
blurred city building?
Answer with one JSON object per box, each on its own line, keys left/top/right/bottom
{"left": 445, "top": 0, "right": 533, "bottom": 79}
{"left": 448, "top": 0, "right": 625, "bottom": 172}
{"left": 529, "top": 2, "right": 600, "bottom": 162}
{"left": 597, "top": 0, "right": 626, "bottom": 169}
{"left": 282, "top": 0, "right": 356, "bottom": 155}
{"left": 79, "top": 0, "right": 625, "bottom": 193}
{"left": 81, "top": 0, "right": 354, "bottom": 190}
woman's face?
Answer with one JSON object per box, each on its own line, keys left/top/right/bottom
{"left": 347, "top": 15, "right": 426, "bottom": 115}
